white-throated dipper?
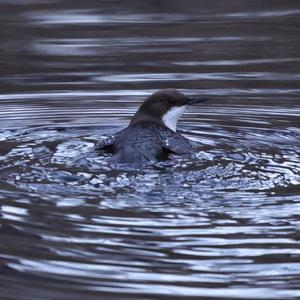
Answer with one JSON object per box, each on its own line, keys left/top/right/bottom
{"left": 96, "top": 89, "right": 208, "bottom": 166}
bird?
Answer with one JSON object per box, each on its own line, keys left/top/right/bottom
{"left": 96, "top": 89, "right": 208, "bottom": 166}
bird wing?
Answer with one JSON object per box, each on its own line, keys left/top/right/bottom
{"left": 162, "top": 133, "right": 193, "bottom": 154}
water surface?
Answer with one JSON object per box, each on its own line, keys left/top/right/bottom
{"left": 0, "top": 1, "right": 300, "bottom": 299}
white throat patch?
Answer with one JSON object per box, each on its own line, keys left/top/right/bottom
{"left": 162, "top": 105, "right": 186, "bottom": 132}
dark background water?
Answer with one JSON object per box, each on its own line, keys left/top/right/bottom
{"left": 0, "top": 1, "right": 300, "bottom": 299}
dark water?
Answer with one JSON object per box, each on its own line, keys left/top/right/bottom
{"left": 1, "top": 1, "right": 300, "bottom": 299}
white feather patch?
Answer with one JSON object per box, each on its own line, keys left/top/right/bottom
{"left": 162, "top": 105, "right": 186, "bottom": 132}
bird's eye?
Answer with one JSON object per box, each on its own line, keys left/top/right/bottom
{"left": 166, "top": 96, "right": 175, "bottom": 104}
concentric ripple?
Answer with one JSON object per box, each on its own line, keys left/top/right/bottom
{"left": 1, "top": 0, "right": 300, "bottom": 299}
{"left": 1, "top": 106, "right": 300, "bottom": 299}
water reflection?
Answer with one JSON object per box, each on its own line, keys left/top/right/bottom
{"left": 0, "top": 0, "right": 300, "bottom": 299}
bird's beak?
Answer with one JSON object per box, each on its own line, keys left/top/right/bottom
{"left": 187, "top": 97, "right": 209, "bottom": 105}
